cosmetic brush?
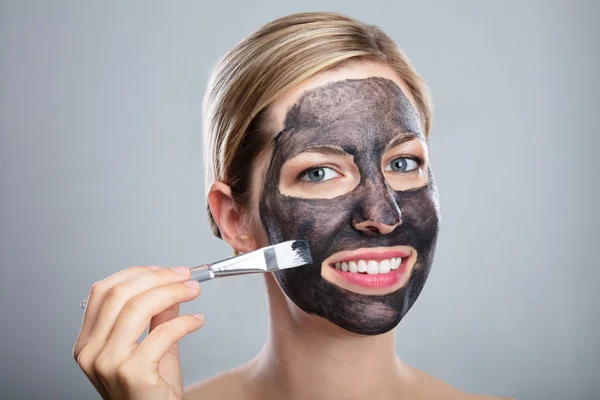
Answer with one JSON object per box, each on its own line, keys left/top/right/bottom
{"left": 80, "top": 240, "right": 312, "bottom": 309}
{"left": 188, "top": 239, "right": 311, "bottom": 281}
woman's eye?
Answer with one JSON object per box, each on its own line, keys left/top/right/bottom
{"left": 300, "top": 167, "right": 339, "bottom": 182}
{"left": 385, "top": 157, "right": 419, "bottom": 173}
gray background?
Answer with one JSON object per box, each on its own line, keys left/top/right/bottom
{"left": 1, "top": 1, "right": 598, "bottom": 399}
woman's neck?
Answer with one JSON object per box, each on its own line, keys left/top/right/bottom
{"left": 250, "top": 275, "right": 413, "bottom": 400}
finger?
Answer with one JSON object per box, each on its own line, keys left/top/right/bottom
{"left": 147, "top": 301, "right": 181, "bottom": 364}
{"left": 86, "top": 266, "right": 192, "bottom": 348}
{"left": 130, "top": 314, "right": 204, "bottom": 371}
{"left": 75, "top": 344, "right": 112, "bottom": 399}
{"left": 104, "top": 280, "right": 201, "bottom": 356}
{"left": 149, "top": 303, "right": 180, "bottom": 334}
{"left": 73, "top": 265, "right": 158, "bottom": 361}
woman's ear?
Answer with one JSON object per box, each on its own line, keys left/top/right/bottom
{"left": 207, "top": 181, "right": 257, "bottom": 253}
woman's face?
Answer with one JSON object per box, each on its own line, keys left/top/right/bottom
{"left": 248, "top": 61, "right": 440, "bottom": 335}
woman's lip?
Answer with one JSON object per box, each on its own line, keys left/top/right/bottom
{"left": 320, "top": 246, "right": 418, "bottom": 295}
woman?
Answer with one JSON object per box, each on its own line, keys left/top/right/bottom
{"left": 74, "top": 12, "right": 513, "bottom": 400}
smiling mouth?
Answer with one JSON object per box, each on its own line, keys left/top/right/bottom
{"left": 331, "top": 257, "right": 403, "bottom": 274}
{"left": 321, "top": 246, "right": 417, "bottom": 295}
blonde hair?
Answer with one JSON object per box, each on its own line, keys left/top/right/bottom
{"left": 203, "top": 12, "right": 432, "bottom": 238}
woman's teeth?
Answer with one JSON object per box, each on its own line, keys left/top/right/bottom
{"left": 333, "top": 258, "right": 402, "bottom": 274}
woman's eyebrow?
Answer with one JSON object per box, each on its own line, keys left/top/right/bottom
{"left": 290, "top": 145, "right": 351, "bottom": 157}
{"left": 385, "top": 132, "right": 420, "bottom": 151}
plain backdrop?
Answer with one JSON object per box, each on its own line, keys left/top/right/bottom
{"left": 1, "top": 1, "right": 599, "bottom": 399}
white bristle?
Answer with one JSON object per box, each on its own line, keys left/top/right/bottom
{"left": 270, "top": 240, "right": 312, "bottom": 271}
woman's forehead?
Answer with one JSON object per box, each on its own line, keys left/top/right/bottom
{"left": 268, "top": 61, "right": 419, "bottom": 133}
{"left": 278, "top": 77, "right": 422, "bottom": 136}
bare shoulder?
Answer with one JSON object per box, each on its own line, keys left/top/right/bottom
{"left": 404, "top": 365, "right": 514, "bottom": 400}
{"left": 184, "top": 365, "right": 254, "bottom": 400}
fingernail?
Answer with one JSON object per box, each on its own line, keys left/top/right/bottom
{"left": 147, "top": 266, "right": 161, "bottom": 271}
{"left": 171, "top": 266, "right": 189, "bottom": 275}
{"left": 193, "top": 313, "right": 204, "bottom": 321}
{"left": 183, "top": 280, "right": 199, "bottom": 289}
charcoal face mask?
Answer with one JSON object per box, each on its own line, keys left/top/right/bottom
{"left": 259, "top": 77, "right": 440, "bottom": 335}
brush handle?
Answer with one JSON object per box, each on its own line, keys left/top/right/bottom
{"left": 189, "top": 264, "right": 214, "bottom": 282}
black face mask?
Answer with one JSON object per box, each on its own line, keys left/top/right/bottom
{"left": 259, "top": 77, "right": 440, "bottom": 335}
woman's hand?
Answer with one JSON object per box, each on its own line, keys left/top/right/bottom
{"left": 73, "top": 265, "right": 204, "bottom": 400}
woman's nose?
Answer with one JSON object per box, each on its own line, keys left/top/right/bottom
{"left": 352, "top": 185, "right": 402, "bottom": 235}
{"left": 354, "top": 218, "right": 401, "bottom": 235}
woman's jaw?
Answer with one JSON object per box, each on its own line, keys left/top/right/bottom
{"left": 320, "top": 246, "right": 418, "bottom": 295}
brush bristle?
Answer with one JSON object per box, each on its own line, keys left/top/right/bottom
{"left": 269, "top": 240, "right": 312, "bottom": 271}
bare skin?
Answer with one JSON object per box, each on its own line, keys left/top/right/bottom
{"left": 74, "top": 61, "right": 514, "bottom": 400}
{"left": 184, "top": 276, "right": 511, "bottom": 400}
